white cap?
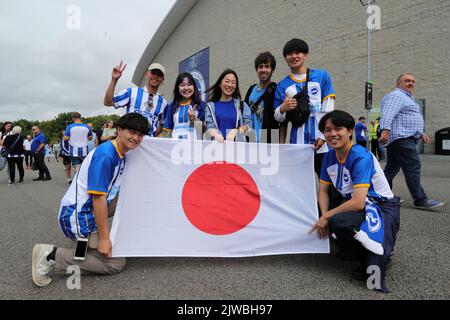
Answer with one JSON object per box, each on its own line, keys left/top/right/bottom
{"left": 147, "top": 63, "right": 166, "bottom": 77}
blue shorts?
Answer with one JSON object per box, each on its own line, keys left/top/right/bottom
{"left": 70, "top": 156, "right": 86, "bottom": 166}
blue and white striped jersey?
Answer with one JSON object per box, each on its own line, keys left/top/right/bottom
{"left": 58, "top": 140, "right": 125, "bottom": 239}
{"left": 320, "top": 144, "right": 394, "bottom": 201}
{"left": 60, "top": 137, "right": 70, "bottom": 156}
{"left": 274, "top": 69, "right": 335, "bottom": 153}
{"left": 164, "top": 101, "right": 206, "bottom": 140}
{"left": 113, "top": 87, "right": 168, "bottom": 137}
{"left": 64, "top": 123, "right": 92, "bottom": 157}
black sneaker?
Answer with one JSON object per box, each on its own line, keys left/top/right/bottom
{"left": 414, "top": 199, "right": 445, "bottom": 210}
{"left": 33, "top": 177, "right": 44, "bottom": 181}
{"left": 42, "top": 177, "right": 52, "bottom": 181}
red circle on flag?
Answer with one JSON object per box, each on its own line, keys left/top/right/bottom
{"left": 182, "top": 162, "right": 261, "bottom": 235}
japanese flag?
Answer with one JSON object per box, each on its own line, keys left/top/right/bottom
{"left": 110, "top": 138, "right": 329, "bottom": 257}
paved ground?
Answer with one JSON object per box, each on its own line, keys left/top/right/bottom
{"left": 0, "top": 155, "right": 449, "bottom": 300}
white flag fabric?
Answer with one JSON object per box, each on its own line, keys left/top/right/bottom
{"left": 110, "top": 138, "right": 329, "bottom": 257}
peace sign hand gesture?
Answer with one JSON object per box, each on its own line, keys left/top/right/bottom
{"left": 112, "top": 60, "right": 127, "bottom": 80}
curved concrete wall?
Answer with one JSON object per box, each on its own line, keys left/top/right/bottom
{"left": 137, "top": 0, "right": 450, "bottom": 153}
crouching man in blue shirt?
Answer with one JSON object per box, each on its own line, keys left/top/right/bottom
{"left": 309, "top": 110, "right": 400, "bottom": 293}
{"left": 31, "top": 113, "right": 149, "bottom": 287}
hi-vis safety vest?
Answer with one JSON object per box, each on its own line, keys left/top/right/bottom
{"left": 370, "top": 123, "right": 379, "bottom": 140}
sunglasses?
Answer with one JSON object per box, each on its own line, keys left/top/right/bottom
{"left": 146, "top": 94, "right": 154, "bottom": 111}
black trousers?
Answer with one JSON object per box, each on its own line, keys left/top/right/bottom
{"left": 315, "top": 152, "right": 342, "bottom": 217}
{"left": 24, "top": 150, "right": 33, "bottom": 167}
{"left": 7, "top": 157, "right": 24, "bottom": 182}
{"left": 314, "top": 152, "right": 325, "bottom": 178}
{"left": 33, "top": 153, "right": 51, "bottom": 178}
{"left": 370, "top": 139, "right": 384, "bottom": 160}
{"left": 328, "top": 197, "right": 401, "bottom": 293}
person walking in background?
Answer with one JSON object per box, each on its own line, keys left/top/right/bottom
{"left": 45, "top": 144, "right": 52, "bottom": 163}
{"left": 87, "top": 123, "right": 97, "bottom": 153}
{"left": 64, "top": 112, "right": 93, "bottom": 175}
{"left": 23, "top": 135, "right": 33, "bottom": 169}
{"left": 369, "top": 118, "right": 384, "bottom": 160}
{"left": 3, "top": 126, "right": 25, "bottom": 185}
{"left": 31, "top": 126, "right": 51, "bottom": 181}
{"left": 205, "top": 69, "right": 253, "bottom": 142}
{"left": 52, "top": 142, "right": 61, "bottom": 162}
{"left": 59, "top": 130, "right": 72, "bottom": 186}
{"left": 355, "top": 117, "right": 368, "bottom": 148}
{"left": 380, "top": 73, "right": 444, "bottom": 210}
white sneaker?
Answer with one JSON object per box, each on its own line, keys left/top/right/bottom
{"left": 354, "top": 230, "right": 384, "bottom": 256}
{"left": 32, "top": 244, "right": 55, "bottom": 287}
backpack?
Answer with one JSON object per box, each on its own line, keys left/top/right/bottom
{"left": 286, "top": 69, "right": 311, "bottom": 128}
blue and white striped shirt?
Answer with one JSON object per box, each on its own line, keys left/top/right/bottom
{"left": 64, "top": 123, "right": 92, "bottom": 157}
{"left": 60, "top": 137, "right": 70, "bottom": 156}
{"left": 380, "top": 88, "right": 424, "bottom": 146}
{"left": 58, "top": 141, "right": 125, "bottom": 239}
{"left": 274, "top": 69, "right": 336, "bottom": 153}
{"left": 113, "top": 87, "right": 168, "bottom": 137}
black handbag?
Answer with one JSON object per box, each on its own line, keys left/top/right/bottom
{"left": 286, "top": 69, "right": 311, "bottom": 128}
{"left": 0, "top": 148, "right": 8, "bottom": 158}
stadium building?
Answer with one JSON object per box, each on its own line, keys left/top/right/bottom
{"left": 133, "top": 0, "right": 450, "bottom": 153}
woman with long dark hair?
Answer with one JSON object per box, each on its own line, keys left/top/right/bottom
{"left": 0, "top": 122, "right": 13, "bottom": 175}
{"left": 205, "top": 69, "right": 252, "bottom": 142}
{"left": 163, "top": 72, "right": 206, "bottom": 140}
{"left": 0, "top": 121, "right": 13, "bottom": 145}
{"left": 101, "top": 120, "right": 117, "bottom": 142}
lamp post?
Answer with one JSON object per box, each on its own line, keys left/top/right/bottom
{"left": 360, "top": 0, "right": 376, "bottom": 148}
{"left": 360, "top": 0, "right": 375, "bottom": 85}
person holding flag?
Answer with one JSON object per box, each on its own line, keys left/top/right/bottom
{"left": 204, "top": 69, "right": 253, "bottom": 142}
{"left": 163, "top": 72, "right": 206, "bottom": 140}
{"left": 310, "top": 110, "right": 400, "bottom": 293}
{"left": 31, "top": 113, "right": 149, "bottom": 287}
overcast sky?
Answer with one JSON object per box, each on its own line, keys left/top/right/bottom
{"left": 0, "top": 0, "right": 176, "bottom": 122}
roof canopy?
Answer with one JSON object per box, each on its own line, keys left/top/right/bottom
{"left": 132, "top": 0, "right": 199, "bottom": 86}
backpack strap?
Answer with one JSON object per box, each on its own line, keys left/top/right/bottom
{"left": 244, "top": 84, "right": 258, "bottom": 105}
{"left": 239, "top": 101, "right": 245, "bottom": 127}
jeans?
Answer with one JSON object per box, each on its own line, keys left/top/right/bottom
{"left": 328, "top": 197, "right": 401, "bottom": 293}
{"left": 384, "top": 137, "right": 427, "bottom": 203}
